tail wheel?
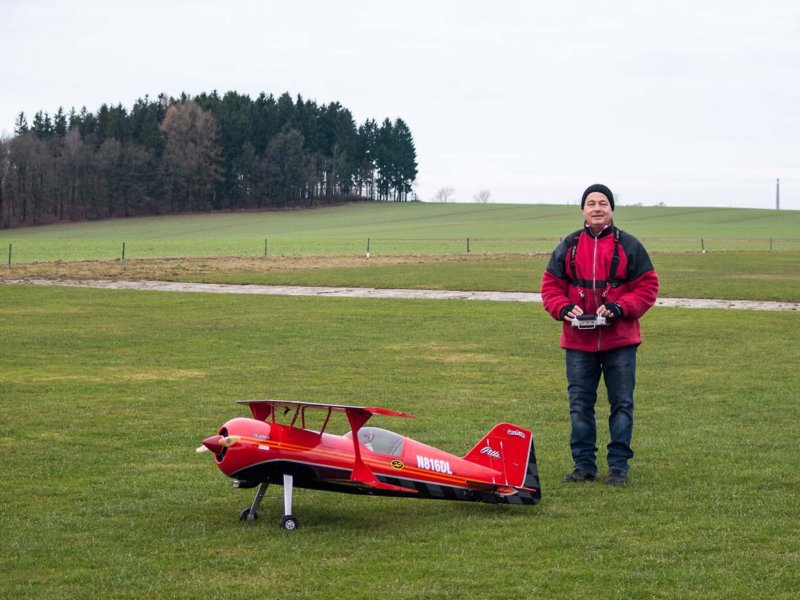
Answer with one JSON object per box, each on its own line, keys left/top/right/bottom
{"left": 240, "top": 508, "right": 258, "bottom": 521}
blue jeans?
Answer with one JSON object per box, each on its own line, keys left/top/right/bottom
{"left": 565, "top": 345, "right": 637, "bottom": 473}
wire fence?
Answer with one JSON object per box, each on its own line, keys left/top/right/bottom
{"left": 2, "top": 236, "right": 800, "bottom": 265}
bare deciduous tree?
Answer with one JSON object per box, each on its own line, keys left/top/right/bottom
{"left": 474, "top": 189, "right": 491, "bottom": 203}
{"left": 434, "top": 186, "right": 454, "bottom": 202}
{"left": 159, "top": 101, "right": 222, "bottom": 212}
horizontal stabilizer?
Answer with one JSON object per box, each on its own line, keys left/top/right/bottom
{"left": 465, "top": 480, "right": 538, "bottom": 495}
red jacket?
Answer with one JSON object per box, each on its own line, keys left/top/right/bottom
{"left": 541, "top": 223, "right": 659, "bottom": 352}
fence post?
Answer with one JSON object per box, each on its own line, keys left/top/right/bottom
{"left": 467, "top": 238, "right": 470, "bottom": 254}
{"left": 264, "top": 238, "right": 268, "bottom": 258}
{"left": 121, "top": 242, "right": 126, "bottom": 265}
{"left": 700, "top": 238, "right": 706, "bottom": 254}
{"left": 366, "top": 238, "right": 371, "bottom": 259}
{"left": 770, "top": 238, "right": 773, "bottom": 252}
{"left": 7, "top": 243, "right": 11, "bottom": 268}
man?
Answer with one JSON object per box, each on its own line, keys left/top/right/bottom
{"left": 541, "top": 184, "right": 659, "bottom": 486}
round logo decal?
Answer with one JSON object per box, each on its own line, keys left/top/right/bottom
{"left": 391, "top": 460, "right": 404, "bottom": 470}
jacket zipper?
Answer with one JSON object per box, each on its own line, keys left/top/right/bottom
{"left": 592, "top": 235, "right": 603, "bottom": 351}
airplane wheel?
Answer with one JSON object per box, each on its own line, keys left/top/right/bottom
{"left": 280, "top": 515, "right": 299, "bottom": 530}
{"left": 240, "top": 508, "right": 258, "bottom": 521}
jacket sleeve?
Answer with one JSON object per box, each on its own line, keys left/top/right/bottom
{"left": 615, "top": 239, "right": 659, "bottom": 319}
{"left": 541, "top": 241, "right": 572, "bottom": 321}
{"left": 616, "top": 270, "right": 659, "bottom": 319}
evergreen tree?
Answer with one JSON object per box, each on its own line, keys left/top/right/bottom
{"left": 275, "top": 93, "right": 296, "bottom": 132}
{"left": 53, "top": 107, "right": 68, "bottom": 137}
{"left": 374, "top": 118, "right": 394, "bottom": 200}
{"left": 77, "top": 107, "right": 97, "bottom": 142}
{"left": 355, "top": 119, "right": 378, "bottom": 200}
{"left": 252, "top": 93, "right": 278, "bottom": 155}
{"left": 130, "top": 96, "right": 165, "bottom": 155}
{"left": 32, "top": 111, "right": 53, "bottom": 139}
{"left": 213, "top": 91, "right": 255, "bottom": 207}
{"left": 392, "top": 118, "right": 417, "bottom": 201}
{"left": 265, "top": 129, "right": 307, "bottom": 208}
{"left": 14, "top": 112, "right": 28, "bottom": 135}
{"left": 96, "top": 103, "right": 129, "bottom": 146}
{"left": 67, "top": 107, "right": 81, "bottom": 131}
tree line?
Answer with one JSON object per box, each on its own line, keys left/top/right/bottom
{"left": 0, "top": 91, "right": 418, "bottom": 228}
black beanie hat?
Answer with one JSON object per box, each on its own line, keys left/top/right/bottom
{"left": 581, "top": 183, "right": 614, "bottom": 210}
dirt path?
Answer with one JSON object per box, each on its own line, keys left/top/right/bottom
{"left": 4, "top": 279, "right": 798, "bottom": 311}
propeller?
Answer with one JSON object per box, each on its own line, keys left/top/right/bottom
{"left": 195, "top": 435, "right": 241, "bottom": 454}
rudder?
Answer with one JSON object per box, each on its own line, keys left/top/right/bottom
{"left": 463, "top": 423, "right": 539, "bottom": 491}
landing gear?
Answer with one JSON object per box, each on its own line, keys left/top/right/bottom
{"left": 238, "top": 474, "right": 300, "bottom": 530}
{"left": 239, "top": 507, "right": 257, "bottom": 521}
{"left": 280, "top": 474, "right": 299, "bottom": 530}
{"left": 240, "top": 481, "right": 269, "bottom": 522}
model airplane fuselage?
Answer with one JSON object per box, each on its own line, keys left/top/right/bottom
{"left": 198, "top": 400, "right": 540, "bottom": 529}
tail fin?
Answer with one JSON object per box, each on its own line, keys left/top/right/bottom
{"left": 464, "top": 423, "right": 540, "bottom": 503}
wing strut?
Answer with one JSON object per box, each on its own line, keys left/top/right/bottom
{"left": 345, "top": 407, "right": 414, "bottom": 493}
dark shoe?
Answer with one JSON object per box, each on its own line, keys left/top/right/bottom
{"left": 604, "top": 468, "right": 627, "bottom": 486}
{"left": 563, "top": 468, "right": 597, "bottom": 483}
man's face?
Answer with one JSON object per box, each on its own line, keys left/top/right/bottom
{"left": 582, "top": 192, "right": 613, "bottom": 232}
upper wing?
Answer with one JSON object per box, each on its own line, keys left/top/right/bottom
{"left": 235, "top": 399, "right": 415, "bottom": 423}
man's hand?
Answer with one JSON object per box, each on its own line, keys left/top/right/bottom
{"left": 560, "top": 303, "right": 584, "bottom": 321}
{"left": 597, "top": 302, "right": 623, "bottom": 319}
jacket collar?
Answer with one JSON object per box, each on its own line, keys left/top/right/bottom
{"left": 584, "top": 221, "right": 616, "bottom": 239}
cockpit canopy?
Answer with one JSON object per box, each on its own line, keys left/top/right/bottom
{"left": 345, "top": 427, "right": 405, "bottom": 456}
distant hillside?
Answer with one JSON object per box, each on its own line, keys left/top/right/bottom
{"left": 2, "top": 202, "right": 798, "bottom": 262}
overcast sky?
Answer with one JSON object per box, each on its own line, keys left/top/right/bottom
{"left": 3, "top": 0, "right": 799, "bottom": 209}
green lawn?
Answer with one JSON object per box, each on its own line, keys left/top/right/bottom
{"left": 1, "top": 285, "right": 798, "bottom": 598}
{"left": 3, "top": 202, "right": 800, "bottom": 261}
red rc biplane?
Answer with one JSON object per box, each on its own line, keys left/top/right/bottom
{"left": 197, "top": 400, "right": 541, "bottom": 530}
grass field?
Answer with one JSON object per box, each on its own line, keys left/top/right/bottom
{"left": 2, "top": 202, "right": 799, "bottom": 598}
{"left": 1, "top": 286, "right": 798, "bottom": 598}
{"left": 3, "top": 202, "right": 800, "bottom": 261}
